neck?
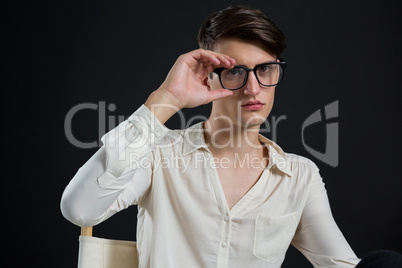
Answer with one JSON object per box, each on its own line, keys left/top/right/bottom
{"left": 203, "top": 116, "right": 265, "bottom": 158}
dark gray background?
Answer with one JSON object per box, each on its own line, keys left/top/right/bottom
{"left": 3, "top": 0, "right": 401, "bottom": 267}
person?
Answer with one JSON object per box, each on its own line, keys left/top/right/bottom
{"left": 61, "top": 5, "right": 396, "bottom": 268}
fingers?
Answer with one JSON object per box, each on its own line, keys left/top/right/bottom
{"left": 191, "top": 49, "right": 236, "bottom": 69}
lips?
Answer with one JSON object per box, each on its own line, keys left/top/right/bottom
{"left": 241, "top": 101, "right": 264, "bottom": 110}
{"left": 242, "top": 101, "right": 263, "bottom": 106}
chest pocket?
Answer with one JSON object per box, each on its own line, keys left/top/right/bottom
{"left": 253, "top": 212, "right": 298, "bottom": 263}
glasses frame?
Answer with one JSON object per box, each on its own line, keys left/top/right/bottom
{"left": 213, "top": 62, "right": 287, "bottom": 91}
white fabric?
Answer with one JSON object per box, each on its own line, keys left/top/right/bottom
{"left": 78, "top": 236, "right": 138, "bottom": 268}
{"left": 61, "top": 104, "right": 360, "bottom": 268}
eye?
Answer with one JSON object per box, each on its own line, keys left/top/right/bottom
{"left": 257, "top": 65, "right": 272, "bottom": 74}
{"left": 228, "top": 68, "right": 242, "bottom": 76}
{"left": 226, "top": 67, "right": 244, "bottom": 77}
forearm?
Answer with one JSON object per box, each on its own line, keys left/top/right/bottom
{"left": 60, "top": 147, "right": 138, "bottom": 227}
{"left": 144, "top": 89, "right": 182, "bottom": 125}
{"left": 292, "top": 193, "right": 359, "bottom": 266}
{"left": 292, "top": 172, "right": 360, "bottom": 267}
{"left": 61, "top": 104, "right": 168, "bottom": 227}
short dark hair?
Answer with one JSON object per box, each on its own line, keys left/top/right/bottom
{"left": 198, "top": 5, "right": 286, "bottom": 59}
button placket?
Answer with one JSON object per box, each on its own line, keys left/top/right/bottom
{"left": 205, "top": 149, "right": 232, "bottom": 267}
{"left": 216, "top": 212, "right": 232, "bottom": 267}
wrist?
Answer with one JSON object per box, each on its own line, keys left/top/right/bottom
{"left": 144, "top": 89, "right": 182, "bottom": 125}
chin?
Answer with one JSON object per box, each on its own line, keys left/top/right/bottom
{"left": 239, "top": 116, "right": 267, "bottom": 128}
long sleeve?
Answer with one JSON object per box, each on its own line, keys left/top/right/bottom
{"left": 291, "top": 167, "right": 361, "bottom": 267}
{"left": 60, "top": 104, "right": 169, "bottom": 227}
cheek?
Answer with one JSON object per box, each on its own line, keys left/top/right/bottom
{"left": 262, "top": 89, "right": 276, "bottom": 112}
{"left": 266, "top": 89, "right": 275, "bottom": 104}
{"left": 208, "top": 75, "right": 221, "bottom": 89}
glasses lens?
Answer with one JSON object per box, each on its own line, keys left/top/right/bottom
{"left": 221, "top": 67, "right": 247, "bottom": 90}
{"left": 256, "top": 63, "right": 283, "bottom": 86}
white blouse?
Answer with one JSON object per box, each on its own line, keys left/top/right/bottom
{"left": 61, "top": 104, "right": 360, "bottom": 268}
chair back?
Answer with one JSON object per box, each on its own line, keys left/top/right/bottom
{"left": 78, "top": 227, "right": 138, "bottom": 268}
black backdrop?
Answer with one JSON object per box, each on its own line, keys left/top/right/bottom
{"left": 3, "top": 0, "right": 401, "bottom": 267}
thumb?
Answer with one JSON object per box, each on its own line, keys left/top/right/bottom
{"left": 207, "top": 88, "right": 233, "bottom": 103}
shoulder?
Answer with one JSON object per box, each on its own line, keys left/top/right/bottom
{"left": 152, "top": 124, "right": 204, "bottom": 156}
{"left": 259, "top": 135, "right": 320, "bottom": 178}
{"left": 285, "top": 153, "right": 317, "bottom": 167}
{"left": 284, "top": 153, "right": 320, "bottom": 178}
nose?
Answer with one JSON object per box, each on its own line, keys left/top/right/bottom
{"left": 243, "top": 71, "right": 261, "bottom": 96}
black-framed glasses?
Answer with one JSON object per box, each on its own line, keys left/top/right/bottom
{"left": 213, "top": 62, "right": 287, "bottom": 90}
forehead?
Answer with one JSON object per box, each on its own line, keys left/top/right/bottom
{"left": 213, "top": 38, "right": 276, "bottom": 66}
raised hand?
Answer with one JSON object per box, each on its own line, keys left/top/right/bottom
{"left": 144, "top": 49, "right": 236, "bottom": 124}
{"left": 158, "top": 49, "right": 236, "bottom": 109}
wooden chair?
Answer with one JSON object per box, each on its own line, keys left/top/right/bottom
{"left": 78, "top": 227, "right": 138, "bottom": 268}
